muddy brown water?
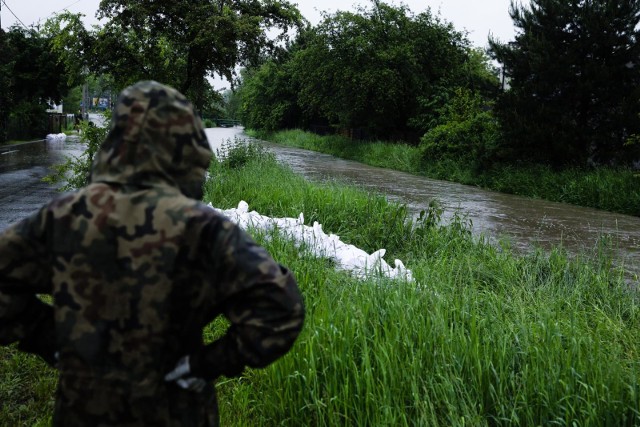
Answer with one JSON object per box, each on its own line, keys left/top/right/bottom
{"left": 206, "top": 128, "right": 640, "bottom": 280}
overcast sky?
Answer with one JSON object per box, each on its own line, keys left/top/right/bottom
{"left": 2, "top": 0, "right": 517, "bottom": 47}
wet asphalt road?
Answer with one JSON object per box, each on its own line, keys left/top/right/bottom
{"left": 0, "top": 137, "right": 84, "bottom": 231}
{"left": 0, "top": 124, "right": 236, "bottom": 233}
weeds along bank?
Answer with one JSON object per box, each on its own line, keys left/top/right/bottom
{"left": 0, "top": 141, "right": 638, "bottom": 426}
{"left": 254, "top": 129, "right": 640, "bottom": 217}
{"left": 206, "top": 141, "right": 639, "bottom": 426}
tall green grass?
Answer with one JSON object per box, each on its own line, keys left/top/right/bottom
{"left": 207, "top": 140, "right": 639, "bottom": 426}
{"left": 260, "top": 129, "right": 421, "bottom": 174}
{"left": 258, "top": 129, "right": 640, "bottom": 217}
{"left": 1, "top": 140, "right": 638, "bottom": 426}
{"left": 0, "top": 346, "right": 55, "bottom": 426}
{"left": 206, "top": 138, "right": 438, "bottom": 259}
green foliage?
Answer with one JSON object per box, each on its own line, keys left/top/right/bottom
{"left": 42, "top": 13, "right": 92, "bottom": 89}
{"left": 489, "top": 0, "right": 640, "bottom": 166}
{"left": 479, "top": 165, "right": 640, "bottom": 216}
{"left": 215, "top": 137, "right": 274, "bottom": 170}
{"left": 264, "top": 129, "right": 640, "bottom": 216}
{"left": 293, "top": 2, "right": 472, "bottom": 138}
{"left": 61, "top": 86, "right": 82, "bottom": 114}
{"left": 45, "top": 2, "right": 304, "bottom": 111}
{"left": 0, "top": 27, "right": 70, "bottom": 143}
{"left": 202, "top": 149, "right": 640, "bottom": 426}
{"left": 206, "top": 139, "right": 436, "bottom": 257}
{"left": 268, "top": 129, "right": 420, "bottom": 173}
{"left": 43, "top": 112, "right": 110, "bottom": 191}
{"left": 462, "top": 47, "right": 501, "bottom": 98}
{"left": 0, "top": 346, "right": 56, "bottom": 426}
{"left": 237, "top": 61, "right": 301, "bottom": 131}
{"left": 238, "top": 1, "right": 499, "bottom": 140}
{"left": 3, "top": 145, "right": 639, "bottom": 424}
{"left": 242, "top": 244, "right": 639, "bottom": 425}
{"left": 4, "top": 101, "right": 49, "bottom": 143}
{"left": 221, "top": 88, "right": 242, "bottom": 122}
{"left": 420, "top": 88, "right": 501, "bottom": 169}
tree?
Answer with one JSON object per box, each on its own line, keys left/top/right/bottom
{"left": 222, "top": 88, "right": 242, "bottom": 121}
{"left": 236, "top": 59, "right": 302, "bottom": 131}
{"left": 239, "top": 1, "right": 497, "bottom": 140}
{"left": 45, "top": 1, "right": 304, "bottom": 111}
{"left": 420, "top": 87, "right": 501, "bottom": 170}
{"left": 490, "top": 0, "right": 640, "bottom": 166}
{"left": 43, "top": 13, "right": 93, "bottom": 89}
{"left": 0, "top": 26, "right": 70, "bottom": 143}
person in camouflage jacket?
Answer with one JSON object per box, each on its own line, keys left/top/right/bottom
{"left": 0, "top": 81, "right": 305, "bottom": 426}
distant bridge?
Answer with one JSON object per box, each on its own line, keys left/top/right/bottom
{"left": 211, "top": 118, "right": 241, "bottom": 128}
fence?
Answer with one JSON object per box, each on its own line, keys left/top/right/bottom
{"left": 47, "top": 113, "right": 75, "bottom": 134}
{"left": 1, "top": 113, "right": 75, "bottom": 143}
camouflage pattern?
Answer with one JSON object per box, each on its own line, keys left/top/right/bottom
{"left": 0, "top": 81, "right": 304, "bottom": 426}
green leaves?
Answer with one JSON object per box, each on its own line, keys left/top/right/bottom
{"left": 0, "top": 27, "right": 71, "bottom": 143}
{"left": 490, "top": 0, "right": 640, "bottom": 166}
{"left": 44, "top": 1, "right": 304, "bottom": 112}
{"left": 42, "top": 12, "right": 93, "bottom": 88}
{"left": 238, "top": 1, "right": 498, "bottom": 141}
{"left": 43, "top": 113, "right": 110, "bottom": 191}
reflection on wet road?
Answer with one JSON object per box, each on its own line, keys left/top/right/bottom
{"left": 0, "top": 138, "right": 84, "bottom": 231}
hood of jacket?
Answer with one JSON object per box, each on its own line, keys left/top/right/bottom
{"left": 91, "top": 81, "right": 212, "bottom": 199}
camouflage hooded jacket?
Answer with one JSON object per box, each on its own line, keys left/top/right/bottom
{"left": 0, "top": 81, "right": 304, "bottom": 426}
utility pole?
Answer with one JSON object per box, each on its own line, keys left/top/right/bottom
{"left": 82, "top": 82, "right": 89, "bottom": 120}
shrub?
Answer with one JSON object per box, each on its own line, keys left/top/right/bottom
{"left": 420, "top": 88, "right": 501, "bottom": 170}
{"left": 214, "top": 137, "right": 273, "bottom": 170}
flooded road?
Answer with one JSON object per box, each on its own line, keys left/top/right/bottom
{"left": 0, "top": 137, "right": 84, "bottom": 231}
{"left": 206, "top": 128, "right": 640, "bottom": 278}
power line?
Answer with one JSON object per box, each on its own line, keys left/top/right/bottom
{"left": 52, "top": 0, "right": 83, "bottom": 17}
{"left": 34, "top": 0, "right": 84, "bottom": 30}
{"left": 1, "top": 0, "right": 28, "bottom": 30}
{"left": 2, "top": 0, "right": 84, "bottom": 31}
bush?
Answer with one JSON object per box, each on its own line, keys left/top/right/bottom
{"left": 214, "top": 137, "right": 273, "bottom": 170}
{"left": 3, "top": 101, "right": 48, "bottom": 143}
{"left": 420, "top": 88, "right": 501, "bottom": 170}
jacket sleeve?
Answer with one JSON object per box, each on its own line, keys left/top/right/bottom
{"left": 191, "top": 219, "right": 305, "bottom": 380}
{"left": 0, "top": 209, "right": 57, "bottom": 366}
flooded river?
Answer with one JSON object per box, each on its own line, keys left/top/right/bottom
{"left": 206, "top": 128, "right": 640, "bottom": 279}
{"left": 1, "top": 127, "right": 636, "bottom": 278}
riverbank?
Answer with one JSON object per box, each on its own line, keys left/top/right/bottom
{"left": 206, "top": 141, "right": 639, "bottom": 426}
{"left": 251, "top": 129, "right": 640, "bottom": 217}
{"left": 1, "top": 140, "right": 638, "bottom": 426}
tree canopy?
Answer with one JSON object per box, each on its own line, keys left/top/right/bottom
{"left": 238, "top": 1, "right": 499, "bottom": 140}
{"left": 45, "top": 0, "right": 304, "bottom": 112}
{"left": 0, "top": 27, "right": 70, "bottom": 142}
{"left": 490, "top": 0, "right": 640, "bottom": 166}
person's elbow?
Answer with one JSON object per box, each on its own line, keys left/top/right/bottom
{"left": 244, "top": 273, "right": 305, "bottom": 368}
